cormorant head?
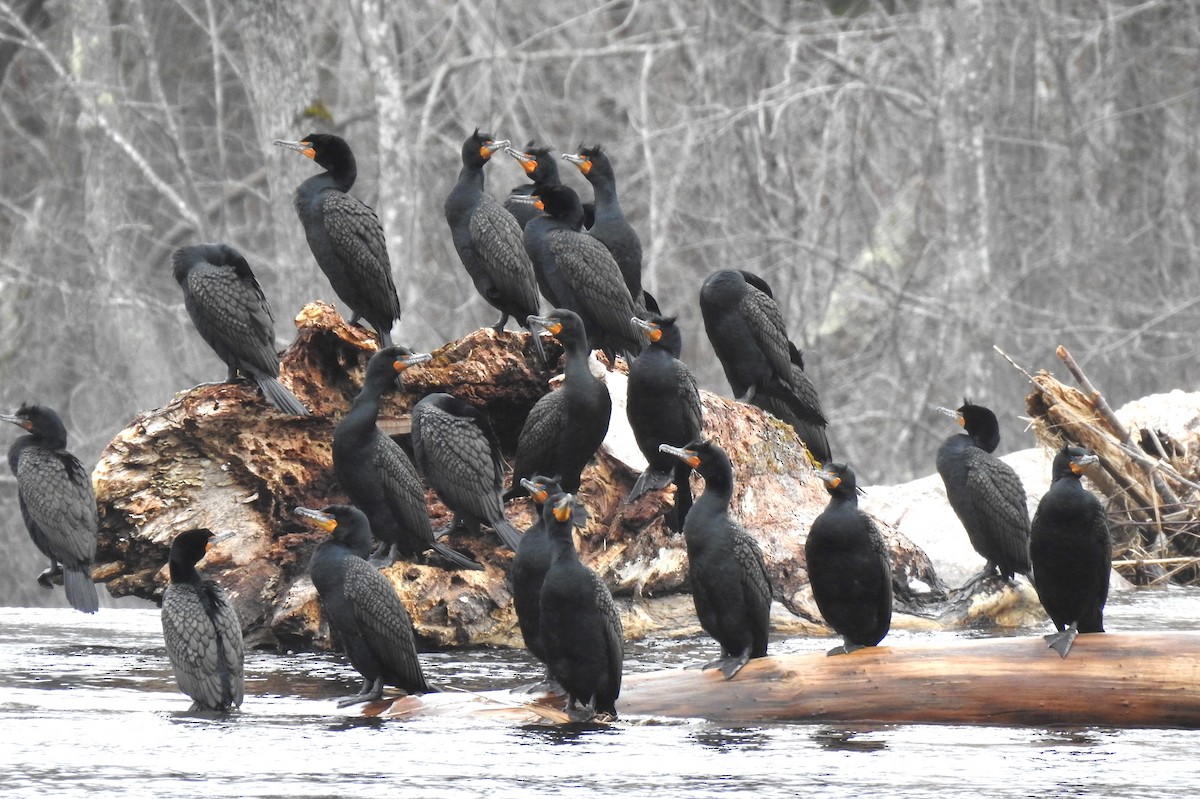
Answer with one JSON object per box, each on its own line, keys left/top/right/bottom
{"left": 520, "top": 474, "right": 564, "bottom": 505}
{"left": 530, "top": 185, "right": 585, "bottom": 226}
{"left": 294, "top": 505, "right": 374, "bottom": 556}
{"left": 817, "top": 461, "right": 861, "bottom": 499}
{"left": 631, "top": 314, "right": 682, "bottom": 355}
{"left": 956, "top": 400, "right": 1002, "bottom": 453}
{"left": 527, "top": 308, "right": 584, "bottom": 341}
{"left": 660, "top": 439, "right": 732, "bottom": 483}
{"left": 0, "top": 403, "right": 68, "bottom": 448}
{"left": 563, "top": 144, "right": 606, "bottom": 177}
{"left": 699, "top": 269, "right": 748, "bottom": 310}
{"left": 168, "top": 528, "right": 216, "bottom": 570}
{"left": 507, "top": 143, "right": 557, "bottom": 180}
{"left": 274, "top": 133, "right": 355, "bottom": 174}
{"left": 1053, "top": 444, "right": 1099, "bottom": 481}
{"left": 365, "top": 346, "right": 430, "bottom": 388}
{"left": 463, "top": 129, "right": 509, "bottom": 166}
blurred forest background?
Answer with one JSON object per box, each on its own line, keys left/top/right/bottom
{"left": 1, "top": 0, "right": 1198, "bottom": 606}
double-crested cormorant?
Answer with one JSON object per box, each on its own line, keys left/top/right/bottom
{"left": 274, "top": 133, "right": 401, "bottom": 347}
{"left": 538, "top": 491, "right": 623, "bottom": 719}
{"left": 807, "top": 462, "right": 893, "bottom": 655}
{"left": 504, "top": 143, "right": 563, "bottom": 229}
{"left": 444, "top": 130, "right": 543, "bottom": 343}
{"left": 698, "top": 269, "right": 831, "bottom": 465}
{"left": 410, "top": 392, "right": 523, "bottom": 551}
{"left": 511, "top": 475, "right": 566, "bottom": 673}
{"left": 333, "top": 347, "right": 481, "bottom": 570}
{"left": 626, "top": 314, "right": 703, "bottom": 531}
{"left": 296, "top": 505, "right": 430, "bottom": 706}
{"left": 504, "top": 309, "right": 611, "bottom": 500}
{"left": 935, "top": 400, "right": 1032, "bottom": 585}
{"left": 1030, "top": 445, "right": 1112, "bottom": 658}
{"left": 2, "top": 404, "right": 98, "bottom": 613}
{"left": 160, "top": 529, "right": 245, "bottom": 711}
{"left": 660, "top": 441, "right": 771, "bottom": 678}
{"left": 172, "top": 243, "right": 309, "bottom": 416}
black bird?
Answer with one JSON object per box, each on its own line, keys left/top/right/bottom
{"left": 296, "top": 505, "right": 430, "bottom": 706}
{"left": 333, "top": 347, "right": 481, "bottom": 570}
{"left": 626, "top": 314, "right": 703, "bottom": 532}
{"left": 807, "top": 462, "right": 893, "bottom": 655}
{"left": 172, "top": 242, "right": 309, "bottom": 416}
{"left": 504, "top": 143, "right": 563, "bottom": 229}
{"left": 504, "top": 309, "right": 611, "bottom": 500}
{"left": 511, "top": 475, "right": 569, "bottom": 674}
{"left": 563, "top": 145, "right": 659, "bottom": 313}
{"left": 1030, "top": 445, "right": 1112, "bottom": 658}
{"left": 444, "top": 130, "right": 543, "bottom": 345}
{"left": 160, "top": 529, "right": 245, "bottom": 712}
{"left": 698, "top": 269, "right": 830, "bottom": 465}
{"left": 274, "top": 133, "right": 401, "bottom": 347}
{"left": 2, "top": 404, "right": 98, "bottom": 613}
{"left": 410, "top": 393, "right": 523, "bottom": 551}
{"left": 660, "top": 441, "right": 771, "bottom": 678}
{"left": 519, "top": 184, "right": 646, "bottom": 361}
{"left": 538, "top": 491, "right": 623, "bottom": 720}
{"left": 935, "top": 400, "right": 1032, "bottom": 586}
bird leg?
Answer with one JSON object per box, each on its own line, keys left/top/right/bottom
{"left": 367, "top": 541, "right": 398, "bottom": 567}
{"left": 336, "top": 676, "right": 385, "bottom": 708}
{"left": 736, "top": 386, "right": 758, "bottom": 403}
{"left": 433, "top": 514, "right": 466, "bottom": 541}
{"left": 1045, "top": 622, "right": 1080, "bottom": 659}
{"left": 36, "top": 560, "right": 63, "bottom": 589}
{"left": 826, "top": 641, "right": 866, "bottom": 657}
{"left": 491, "top": 310, "right": 510, "bottom": 332}
{"left": 704, "top": 649, "right": 752, "bottom": 680}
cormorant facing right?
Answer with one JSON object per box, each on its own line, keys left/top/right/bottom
{"left": 1030, "top": 445, "right": 1112, "bottom": 658}
{"left": 172, "top": 243, "right": 309, "bottom": 416}
{"left": 2, "top": 404, "right": 99, "bottom": 613}
{"left": 296, "top": 505, "right": 430, "bottom": 706}
{"left": 504, "top": 143, "right": 563, "bottom": 229}
{"left": 161, "top": 529, "right": 245, "bottom": 712}
{"left": 274, "top": 133, "right": 401, "bottom": 347}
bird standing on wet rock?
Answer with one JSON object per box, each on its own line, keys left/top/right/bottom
{"left": 274, "top": 133, "right": 401, "bottom": 347}
{"left": 1030, "top": 445, "right": 1112, "bottom": 658}
{"left": 297, "top": 505, "right": 430, "bottom": 707}
{"left": 2, "top": 404, "right": 99, "bottom": 613}
{"left": 161, "top": 529, "right": 245, "bottom": 712}
{"left": 511, "top": 475, "right": 568, "bottom": 676}
{"left": 172, "top": 242, "right": 309, "bottom": 416}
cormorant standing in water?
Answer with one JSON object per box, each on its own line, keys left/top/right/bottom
{"left": 2, "top": 404, "right": 99, "bottom": 613}
{"left": 333, "top": 347, "right": 481, "bottom": 570}
{"left": 538, "top": 491, "right": 623, "bottom": 720}
{"left": 1030, "top": 445, "right": 1112, "bottom": 658}
{"left": 172, "top": 243, "right": 309, "bottom": 416}
{"left": 935, "top": 400, "right": 1032, "bottom": 586}
{"left": 504, "top": 143, "right": 563, "bottom": 229}
{"left": 410, "top": 393, "right": 523, "bottom": 551}
{"left": 444, "top": 130, "right": 543, "bottom": 346}
{"left": 274, "top": 133, "right": 401, "bottom": 347}
{"left": 510, "top": 475, "right": 571, "bottom": 676}
{"left": 161, "top": 529, "right": 245, "bottom": 711}
{"left": 626, "top": 314, "right": 703, "bottom": 532}
{"left": 698, "top": 269, "right": 830, "bottom": 465}
{"left": 296, "top": 505, "right": 430, "bottom": 706}
{"left": 807, "top": 462, "right": 893, "bottom": 655}
{"left": 660, "top": 441, "right": 771, "bottom": 678}
{"left": 504, "top": 309, "right": 611, "bottom": 500}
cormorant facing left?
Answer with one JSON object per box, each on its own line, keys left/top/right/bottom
{"left": 2, "top": 404, "right": 99, "bottom": 613}
{"left": 172, "top": 242, "right": 309, "bottom": 416}
{"left": 274, "top": 133, "right": 401, "bottom": 347}
{"left": 296, "top": 505, "right": 430, "bottom": 706}
{"left": 161, "top": 529, "right": 245, "bottom": 712}
{"left": 504, "top": 143, "right": 563, "bottom": 229}
{"left": 510, "top": 475, "right": 566, "bottom": 674}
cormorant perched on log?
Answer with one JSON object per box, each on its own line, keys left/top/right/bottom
{"left": 807, "top": 462, "right": 893, "bottom": 655}
{"left": 296, "top": 505, "right": 430, "bottom": 706}
{"left": 160, "top": 529, "right": 245, "bottom": 712}
{"left": 504, "top": 143, "right": 562, "bottom": 229}
{"left": 410, "top": 393, "right": 523, "bottom": 552}
{"left": 333, "top": 347, "right": 481, "bottom": 570}
{"left": 626, "top": 314, "right": 703, "bottom": 532}
{"left": 698, "top": 269, "right": 830, "bottom": 465}
{"left": 1030, "top": 445, "right": 1112, "bottom": 658}
{"left": 172, "top": 242, "right": 309, "bottom": 416}
{"left": 274, "top": 133, "right": 401, "bottom": 347}
{"left": 660, "top": 441, "right": 771, "bottom": 678}
{"left": 2, "top": 404, "right": 98, "bottom": 613}
{"left": 935, "top": 400, "right": 1032, "bottom": 586}
{"left": 511, "top": 475, "right": 569, "bottom": 676}
{"left": 538, "top": 491, "right": 623, "bottom": 720}
{"left": 444, "top": 130, "right": 543, "bottom": 346}
{"left": 504, "top": 309, "right": 611, "bottom": 500}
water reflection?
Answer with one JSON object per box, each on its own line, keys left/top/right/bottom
{"left": 813, "top": 725, "right": 889, "bottom": 752}
{"left": 691, "top": 726, "right": 770, "bottom": 752}
{"left": 512, "top": 720, "right": 621, "bottom": 744}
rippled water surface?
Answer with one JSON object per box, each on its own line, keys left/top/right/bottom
{"left": 2, "top": 588, "right": 1199, "bottom": 799}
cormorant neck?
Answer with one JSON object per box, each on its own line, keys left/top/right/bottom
{"left": 169, "top": 558, "right": 202, "bottom": 585}
{"left": 547, "top": 523, "right": 580, "bottom": 563}
{"left": 698, "top": 464, "right": 735, "bottom": 505}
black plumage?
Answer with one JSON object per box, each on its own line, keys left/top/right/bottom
{"left": 333, "top": 347, "right": 481, "bottom": 570}
{"left": 660, "top": 441, "right": 771, "bottom": 678}
{"left": 274, "top": 134, "right": 401, "bottom": 347}
{"left": 296, "top": 505, "right": 430, "bottom": 706}
{"left": 698, "top": 269, "right": 831, "bottom": 465}
{"left": 935, "top": 400, "right": 1032, "bottom": 584}
{"left": 160, "top": 529, "right": 245, "bottom": 712}
{"left": 538, "top": 491, "right": 623, "bottom": 719}
{"left": 510, "top": 475, "right": 565, "bottom": 672}
{"left": 504, "top": 142, "right": 563, "bottom": 229}
{"left": 1030, "top": 445, "right": 1112, "bottom": 658}
{"left": 410, "top": 392, "right": 523, "bottom": 551}
{"left": 504, "top": 309, "right": 611, "bottom": 500}
{"left": 2, "top": 404, "right": 99, "bottom": 613}
{"left": 172, "top": 242, "right": 309, "bottom": 416}
{"left": 626, "top": 314, "right": 703, "bottom": 532}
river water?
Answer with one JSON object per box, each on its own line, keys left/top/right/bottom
{"left": 2, "top": 588, "right": 1198, "bottom": 799}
